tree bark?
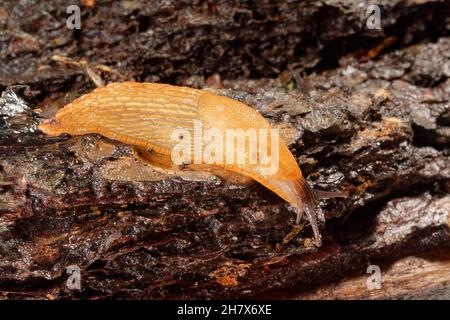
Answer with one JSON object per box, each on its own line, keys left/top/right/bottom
{"left": 0, "top": 0, "right": 449, "bottom": 299}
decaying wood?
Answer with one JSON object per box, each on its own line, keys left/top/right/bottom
{"left": 0, "top": 0, "right": 449, "bottom": 299}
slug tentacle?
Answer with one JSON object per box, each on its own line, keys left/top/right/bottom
{"left": 292, "top": 177, "right": 348, "bottom": 246}
{"left": 293, "top": 177, "right": 321, "bottom": 246}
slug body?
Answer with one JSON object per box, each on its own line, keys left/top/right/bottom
{"left": 39, "top": 82, "right": 346, "bottom": 247}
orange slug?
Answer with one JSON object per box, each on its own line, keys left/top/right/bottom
{"left": 39, "top": 82, "right": 347, "bottom": 247}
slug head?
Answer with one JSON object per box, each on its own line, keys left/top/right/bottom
{"left": 292, "top": 178, "right": 349, "bottom": 247}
